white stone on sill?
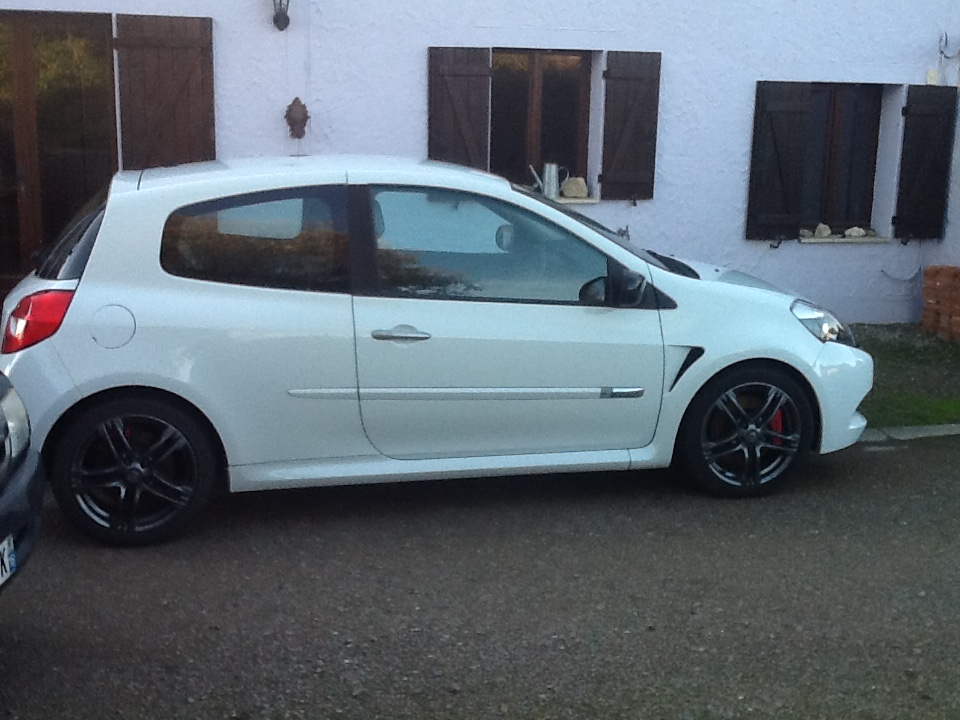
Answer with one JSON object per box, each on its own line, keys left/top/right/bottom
{"left": 814, "top": 223, "right": 833, "bottom": 238}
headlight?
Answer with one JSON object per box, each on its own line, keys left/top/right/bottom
{"left": 791, "top": 300, "right": 856, "bottom": 346}
{"left": 0, "top": 381, "right": 30, "bottom": 491}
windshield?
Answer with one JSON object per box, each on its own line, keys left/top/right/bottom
{"left": 510, "top": 184, "right": 668, "bottom": 271}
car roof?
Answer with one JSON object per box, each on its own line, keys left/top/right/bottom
{"left": 114, "top": 155, "right": 512, "bottom": 197}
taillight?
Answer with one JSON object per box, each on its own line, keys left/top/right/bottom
{"left": 2, "top": 290, "right": 75, "bottom": 353}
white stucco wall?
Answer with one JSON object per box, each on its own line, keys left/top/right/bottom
{"left": 4, "top": 0, "right": 960, "bottom": 322}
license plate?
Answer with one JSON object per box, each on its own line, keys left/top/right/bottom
{"left": 0, "top": 535, "right": 16, "bottom": 587}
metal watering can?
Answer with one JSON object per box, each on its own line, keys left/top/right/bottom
{"left": 529, "top": 163, "right": 570, "bottom": 199}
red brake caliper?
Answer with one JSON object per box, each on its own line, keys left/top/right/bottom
{"left": 771, "top": 410, "right": 783, "bottom": 445}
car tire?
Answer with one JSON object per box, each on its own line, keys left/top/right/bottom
{"left": 677, "top": 364, "right": 815, "bottom": 497}
{"left": 49, "top": 395, "right": 219, "bottom": 546}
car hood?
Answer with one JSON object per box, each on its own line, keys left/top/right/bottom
{"left": 715, "top": 269, "right": 786, "bottom": 293}
{"left": 655, "top": 256, "right": 789, "bottom": 295}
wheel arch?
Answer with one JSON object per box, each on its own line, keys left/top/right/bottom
{"left": 41, "top": 385, "right": 230, "bottom": 494}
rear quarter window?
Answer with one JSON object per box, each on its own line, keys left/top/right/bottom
{"left": 159, "top": 186, "right": 350, "bottom": 293}
{"left": 36, "top": 206, "right": 105, "bottom": 281}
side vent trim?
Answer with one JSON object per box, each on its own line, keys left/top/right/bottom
{"left": 670, "top": 347, "right": 705, "bottom": 391}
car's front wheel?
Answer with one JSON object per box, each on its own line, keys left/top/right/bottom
{"left": 49, "top": 395, "right": 219, "bottom": 545}
{"left": 678, "top": 364, "right": 815, "bottom": 497}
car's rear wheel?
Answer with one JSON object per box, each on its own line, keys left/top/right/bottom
{"left": 678, "top": 365, "right": 815, "bottom": 497}
{"left": 50, "top": 396, "right": 219, "bottom": 545}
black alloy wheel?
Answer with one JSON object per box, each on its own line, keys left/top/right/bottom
{"left": 679, "top": 365, "right": 815, "bottom": 497}
{"left": 50, "top": 396, "right": 218, "bottom": 545}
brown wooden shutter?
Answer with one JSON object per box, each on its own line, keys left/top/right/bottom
{"left": 894, "top": 85, "right": 958, "bottom": 240}
{"left": 600, "top": 51, "right": 661, "bottom": 201}
{"left": 115, "top": 15, "right": 215, "bottom": 170}
{"left": 745, "top": 82, "right": 810, "bottom": 239}
{"left": 428, "top": 47, "right": 491, "bottom": 170}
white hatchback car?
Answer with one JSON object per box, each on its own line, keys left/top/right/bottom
{"left": 1, "top": 156, "right": 872, "bottom": 545}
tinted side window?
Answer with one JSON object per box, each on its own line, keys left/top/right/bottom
{"left": 160, "top": 186, "right": 350, "bottom": 293}
{"left": 371, "top": 187, "right": 607, "bottom": 304}
{"left": 36, "top": 206, "right": 105, "bottom": 281}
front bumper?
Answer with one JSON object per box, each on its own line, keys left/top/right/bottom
{"left": 0, "top": 450, "right": 44, "bottom": 593}
{"left": 812, "top": 342, "right": 874, "bottom": 454}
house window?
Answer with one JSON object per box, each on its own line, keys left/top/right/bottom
{"left": 746, "top": 82, "right": 882, "bottom": 239}
{"left": 489, "top": 50, "right": 590, "bottom": 184}
{"left": 428, "top": 47, "right": 661, "bottom": 202}
{"left": 746, "top": 81, "right": 958, "bottom": 241}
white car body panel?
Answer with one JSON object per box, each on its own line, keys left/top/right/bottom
{"left": 353, "top": 296, "right": 665, "bottom": 459}
{"left": 52, "top": 279, "right": 370, "bottom": 467}
{"left": 810, "top": 342, "right": 873, "bottom": 453}
{"left": 229, "top": 447, "right": 632, "bottom": 493}
{"left": 0, "top": 155, "right": 874, "bottom": 498}
{"left": 638, "top": 265, "right": 873, "bottom": 462}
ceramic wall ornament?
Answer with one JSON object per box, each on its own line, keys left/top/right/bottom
{"left": 284, "top": 97, "right": 309, "bottom": 139}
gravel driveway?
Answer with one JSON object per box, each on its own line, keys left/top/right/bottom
{"left": 2, "top": 436, "right": 959, "bottom": 719}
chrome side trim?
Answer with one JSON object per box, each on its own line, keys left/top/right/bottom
{"left": 358, "top": 387, "right": 645, "bottom": 401}
{"left": 288, "top": 389, "right": 359, "bottom": 400}
{"left": 601, "top": 387, "right": 645, "bottom": 399}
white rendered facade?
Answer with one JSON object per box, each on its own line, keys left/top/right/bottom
{"left": 3, "top": 0, "right": 960, "bottom": 322}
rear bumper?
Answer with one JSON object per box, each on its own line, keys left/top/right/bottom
{"left": 0, "top": 450, "right": 45, "bottom": 593}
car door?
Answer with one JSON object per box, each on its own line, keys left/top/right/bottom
{"left": 351, "top": 185, "right": 665, "bottom": 460}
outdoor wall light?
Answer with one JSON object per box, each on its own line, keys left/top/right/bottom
{"left": 272, "top": 0, "right": 291, "bottom": 31}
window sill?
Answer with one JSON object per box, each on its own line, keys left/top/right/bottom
{"left": 797, "top": 235, "right": 891, "bottom": 245}
{"left": 555, "top": 196, "right": 600, "bottom": 205}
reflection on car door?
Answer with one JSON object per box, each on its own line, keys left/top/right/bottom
{"left": 351, "top": 186, "right": 665, "bottom": 460}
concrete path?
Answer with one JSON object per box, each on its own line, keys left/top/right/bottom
{"left": 860, "top": 423, "right": 960, "bottom": 442}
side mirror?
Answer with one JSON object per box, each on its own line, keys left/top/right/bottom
{"left": 618, "top": 270, "right": 648, "bottom": 307}
{"left": 578, "top": 276, "right": 607, "bottom": 306}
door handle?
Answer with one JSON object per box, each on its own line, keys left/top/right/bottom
{"left": 371, "top": 324, "right": 432, "bottom": 343}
